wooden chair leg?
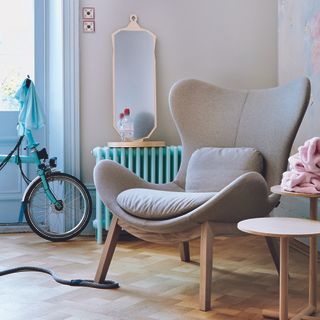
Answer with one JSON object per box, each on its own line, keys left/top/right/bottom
{"left": 179, "top": 241, "right": 191, "bottom": 262}
{"left": 265, "top": 236, "right": 280, "bottom": 275}
{"left": 199, "top": 222, "right": 214, "bottom": 311}
{"left": 94, "top": 217, "right": 121, "bottom": 283}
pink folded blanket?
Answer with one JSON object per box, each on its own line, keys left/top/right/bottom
{"left": 296, "top": 137, "right": 320, "bottom": 174}
{"left": 281, "top": 170, "right": 320, "bottom": 193}
{"left": 281, "top": 137, "right": 320, "bottom": 194}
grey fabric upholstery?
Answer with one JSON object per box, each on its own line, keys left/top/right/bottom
{"left": 185, "top": 147, "right": 263, "bottom": 192}
{"left": 94, "top": 77, "right": 310, "bottom": 234}
{"left": 94, "top": 78, "right": 310, "bottom": 312}
{"left": 170, "top": 79, "right": 310, "bottom": 190}
{"left": 117, "top": 189, "right": 216, "bottom": 220}
{"left": 117, "top": 148, "right": 262, "bottom": 219}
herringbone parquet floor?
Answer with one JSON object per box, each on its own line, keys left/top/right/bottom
{"left": 0, "top": 232, "right": 318, "bottom": 320}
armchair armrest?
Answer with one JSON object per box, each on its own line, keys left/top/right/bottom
{"left": 94, "top": 160, "right": 183, "bottom": 209}
{"left": 189, "top": 171, "right": 277, "bottom": 224}
{"left": 94, "top": 165, "right": 279, "bottom": 234}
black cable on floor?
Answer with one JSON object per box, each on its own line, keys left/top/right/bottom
{"left": 0, "top": 266, "right": 119, "bottom": 289}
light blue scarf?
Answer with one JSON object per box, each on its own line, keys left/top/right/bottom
{"left": 15, "top": 79, "right": 45, "bottom": 136}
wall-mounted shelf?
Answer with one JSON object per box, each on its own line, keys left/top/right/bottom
{"left": 107, "top": 141, "right": 166, "bottom": 148}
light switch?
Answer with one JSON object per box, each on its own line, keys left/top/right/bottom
{"left": 83, "top": 21, "right": 95, "bottom": 33}
{"left": 83, "top": 7, "right": 95, "bottom": 19}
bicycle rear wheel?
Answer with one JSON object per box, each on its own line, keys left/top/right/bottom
{"left": 24, "top": 172, "right": 92, "bottom": 241}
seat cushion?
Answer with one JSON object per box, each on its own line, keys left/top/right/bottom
{"left": 186, "top": 147, "right": 263, "bottom": 192}
{"left": 117, "top": 188, "right": 216, "bottom": 220}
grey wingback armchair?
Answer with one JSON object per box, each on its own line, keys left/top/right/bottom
{"left": 94, "top": 78, "right": 310, "bottom": 311}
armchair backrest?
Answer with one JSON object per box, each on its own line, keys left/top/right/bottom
{"left": 169, "top": 78, "right": 311, "bottom": 189}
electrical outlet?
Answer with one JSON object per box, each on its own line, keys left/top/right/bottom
{"left": 83, "top": 7, "right": 95, "bottom": 19}
{"left": 83, "top": 21, "right": 95, "bottom": 33}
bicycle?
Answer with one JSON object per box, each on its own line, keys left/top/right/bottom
{"left": 0, "top": 78, "right": 92, "bottom": 242}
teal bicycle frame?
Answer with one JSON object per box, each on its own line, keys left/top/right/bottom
{"left": 0, "top": 129, "right": 63, "bottom": 221}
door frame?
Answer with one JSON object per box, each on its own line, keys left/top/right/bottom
{"left": 43, "top": 0, "right": 80, "bottom": 177}
{"left": 61, "top": 0, "right": 80, "bottom": 178}
{"left": 0, "top": 0, "right": 80, "bottom": 231}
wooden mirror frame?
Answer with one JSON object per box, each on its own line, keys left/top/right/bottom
{"left": 112, "top": 14, "right": 157, "bottom": 141}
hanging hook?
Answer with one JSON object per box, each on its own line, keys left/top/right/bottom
{"left": 26, "top": 75, "right": 31, "bottom": 88}
{"left": 129, "top": 14, "right": 138, "bottom": 23}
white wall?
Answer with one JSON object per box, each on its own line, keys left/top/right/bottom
{"left": 80, "top": 0, "right": 278, "bottom": 183}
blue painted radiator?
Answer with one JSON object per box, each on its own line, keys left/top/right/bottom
{"left": 92, "top": 146, "right": 182, "bottom": 243}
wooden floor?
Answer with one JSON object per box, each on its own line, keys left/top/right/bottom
{"left": 0, "top": 233, "right": 318, "bottom": 320}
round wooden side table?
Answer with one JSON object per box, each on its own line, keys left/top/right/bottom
{"left": 238, "top": 216, "right": 320, "bottom": 320}
{"left": 271, "top": 185, "right": 320, "bottom": 319}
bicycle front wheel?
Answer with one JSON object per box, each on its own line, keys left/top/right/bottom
{"left": 24, "top": 172, "right": 92, "bottom": 241}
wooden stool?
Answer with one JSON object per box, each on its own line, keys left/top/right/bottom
{"left": 238, "top": 217, "right": 320, "bottom": 320}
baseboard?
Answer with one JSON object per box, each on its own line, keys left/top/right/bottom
{"left": 0, "top": 223, "right": 31, "bottom": 233}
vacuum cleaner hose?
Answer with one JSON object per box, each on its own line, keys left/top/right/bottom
{"left": 0, "top": 266, "right": 119, "bottom": 289}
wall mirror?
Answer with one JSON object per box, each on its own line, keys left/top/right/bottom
{"left": 112, "top": 15, "right": 157, "bottom": 142}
